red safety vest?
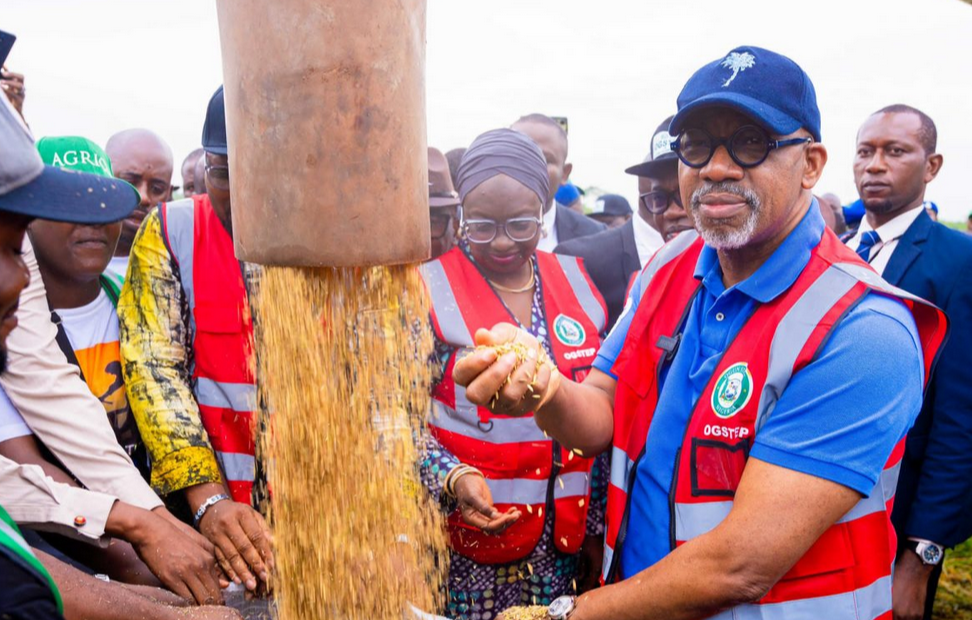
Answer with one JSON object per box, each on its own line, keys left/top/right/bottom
{"left": 602, "top": 228, "right": 947, "bottom": 619}
{"left": 160, "top": 194, "right": 257, "bottom": 505}
{"left": 421, "top": 248, "right": 607, "bottom": 564}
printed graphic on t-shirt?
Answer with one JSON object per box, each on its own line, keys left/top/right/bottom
{"left": 56, "top": 290, "right": 141, "bottom": 458}
{"left": 73, "top": 341, "right": 138, "bottom": 450}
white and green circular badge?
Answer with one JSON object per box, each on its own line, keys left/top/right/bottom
{"left": 711, "top": 362, "right": 753, "bottom": 419}
{"left": 553, "top": 314, "right": 586, "bottom": 347}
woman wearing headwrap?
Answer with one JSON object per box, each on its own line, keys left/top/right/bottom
{"left": 419, "top": 129, "right": 608, "bottom": 620}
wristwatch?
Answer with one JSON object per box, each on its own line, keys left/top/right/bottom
{"left": 906, "top": 538, "right": 944, "bottom": 566}
{"left": 547, "top": 595, "right": 576, "bottom": 619}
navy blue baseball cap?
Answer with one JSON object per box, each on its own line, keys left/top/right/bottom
{"left": 669, "top": 46, "right": 821, "bottom": 142}
{"left": 0, "top": 97, "right": 139, "bottom": 224}
{"left": 202, "top": 85, "right": 227, "bottom": 155}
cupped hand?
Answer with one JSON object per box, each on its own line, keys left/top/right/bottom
{"left": 453, "top": 472, "right": 520, "bottom": 535}
{"left": 198, "top": 500, "right": 274, "bottom": 593}
{"left": 453, "top": 323, "right": 559, "bottom": 417}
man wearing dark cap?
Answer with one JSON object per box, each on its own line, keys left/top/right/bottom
{"left": 587, "top": 194, "right": 631, "bottom": 230}
{"left": 458, "top": 46, "right": 946, "bottom": 620}
{"left": 427, "top": 147, "right": 461, "bottom": 260}
{"left": 555, "top": 117, "right": 692, "bottom": 330}
{"left": 511, "top": 114, "right": 605, "bottom": 251}
{"left": 120, "top": 86, "right": 273, "bottom": 596}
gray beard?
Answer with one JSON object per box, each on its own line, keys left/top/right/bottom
{"left": 690, "top": 182, "right": 762, "bottom": 250}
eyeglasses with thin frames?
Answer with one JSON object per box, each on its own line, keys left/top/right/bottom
{"left": 461, "top": 216, "right": 543, "bottom": 244}
{"left": 205, "top": 165, "right": 230, "bottom": 190}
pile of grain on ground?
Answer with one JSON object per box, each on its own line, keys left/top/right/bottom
{"left": 255, "top": 265, "right": 446, "bottom": 620}
{"left": 501, "top": 605, "right": 549, "bottom": 620}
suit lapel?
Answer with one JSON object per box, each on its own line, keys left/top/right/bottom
{"left": 620, "top": 220, "right": 641, "bottom": 273}
{"left": 554, "top": 204, "right": 573, "bottom": 241}
{"left": 883, "top": 209, "right": 932, "bottom": 285}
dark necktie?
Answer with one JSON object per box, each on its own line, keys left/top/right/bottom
{"left": 856, "top": 230, "right": 881, "bottom": 262}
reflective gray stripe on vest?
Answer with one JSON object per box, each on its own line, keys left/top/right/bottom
{"left": 196, "top": 377, "right": 257, "bottom": 413}
{"left": 837, "top": 459, "right": 901, "bottom": 524}
{"left": 553, "top": 254, "right": 606, "bottom": 332}
{"left": 673, "top": 460, "right": 901, "bottom": 541}
{"left": 484, "top": 472, "right": 589, "bottom": 505}
{"left": 419, "top": 261, "right": 473, "bottom": 346}
{"left": 217, "top": 451, "right": 255, "bottom": 483}
{"left": 429, "top": 400, "right": 549, "bottom": 445}
{"left": 754, "top": 265, "right": 859, "bottom": 434}
{"left": 833, "top": 262, "right": 923, "bottom": 304}
{"left": 554, "top": 471, "right": 590, "bottom": 499}
{"left": 674, "top": 501, "right": 732, "bottom": 541}
{"left": 162, "top": 199, "right": 196, "bottom": 316}
{"left": 638, "top": 230, "right": 700, "bottom": 300}
{"left": 486, "top": 478, "right": 547, "bottom": 505}
{"left": 601, "top": 545, "right": 614, "bottom": 582}
{"left": 706, "top": 574, "right": 892, "bottom": 620}
{"left": 608, "top": 445, "right": 635, "bottom": 492}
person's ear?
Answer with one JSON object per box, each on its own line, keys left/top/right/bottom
{"left": 562, "top": 162, "right": 573, "bottom": 183}
{"left": 801, "top": 143, "right": 827, "bottom": 190}
{"left": 924, "top": 153, "right": 943, "bottom": 184}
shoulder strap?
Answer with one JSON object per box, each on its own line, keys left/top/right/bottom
{"left": 49, "top": 311, "right": 86, "bottom": 383}
{"left": 99, "top": 273, "right": 121, "bottom": 308}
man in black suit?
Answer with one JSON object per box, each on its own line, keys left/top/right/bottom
{"left": 511, "top": 114, "right": 605, "bottom": 251}
{"left": 848, "top": 104, "right": 972, "bottom": 620}
{"left": 555, "top": 116, "right": 692, "bottom": 330}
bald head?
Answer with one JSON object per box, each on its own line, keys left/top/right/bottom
{"left": 105, "top": 128, "right": 175, "bottom": 256}
{"left": 510, "top": 114, "right": 571, "bottom": 211}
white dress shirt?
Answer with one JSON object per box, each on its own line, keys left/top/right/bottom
{"left": 846, "top": 207, "right": 923, "bottom": 276}
{"left": 0, "top": 238, "right": 162, "bottom": 544}
{"left": 537, "top": 202, "right": 559, "bottom": 252}
{"left": 632, "top": 213, "right": 666, "bottom": 267}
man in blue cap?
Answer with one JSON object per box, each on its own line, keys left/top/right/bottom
{"left": 458, "top": 46, "right": 946, "bottom": 620}
{"left": 120, "top": 86, "right": 273, "bottom": 596}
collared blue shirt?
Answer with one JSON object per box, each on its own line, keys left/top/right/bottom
{"left": 593, "top": 202, "right": 924, "bottom": 578}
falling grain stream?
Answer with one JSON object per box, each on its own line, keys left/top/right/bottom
{"left": 255, "top": 265, "right": 447, "bottom": 619}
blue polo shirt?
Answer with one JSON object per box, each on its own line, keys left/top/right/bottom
{"left": 593, "top": 204, "right": 924, "bottom": 578}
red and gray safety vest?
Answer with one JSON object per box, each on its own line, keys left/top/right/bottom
{"left": 160, "top": 194, "right": 257, "bottom": 504}
{"left": 604, "top": 228, "right": 947, "bottom": 619}
{"left": 421, "top": 247, "right": 606, "bottom": 563}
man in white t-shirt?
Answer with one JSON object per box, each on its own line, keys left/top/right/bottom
{"left": 30, "top": 136, "right": 148, "bottom": 477}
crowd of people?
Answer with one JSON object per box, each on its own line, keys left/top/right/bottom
{"left": 0, "top": 41, "right": 970, "bottom": 620}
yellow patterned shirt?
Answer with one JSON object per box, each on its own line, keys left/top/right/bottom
{"left": 118, "top": 209, "right": 223, "bottom": 496}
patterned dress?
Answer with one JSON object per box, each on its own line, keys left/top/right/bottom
{"left": 421, "top": 248, "right": 608, "bottom": 620}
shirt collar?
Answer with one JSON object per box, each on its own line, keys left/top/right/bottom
{"left": 857, "top": 205, "right": 923, "bottom": 243}
{"left": 542, "top": 201, "right": 559, "bottom": 237}
{"left": 632, "top": 213, "right": 665, "bottom": 267}
{"left": 694, "top": 198, "right": 826, "bottom": 304}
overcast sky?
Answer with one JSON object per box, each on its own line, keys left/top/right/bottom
{"left": 4, "top": 0, "right": 971, "bottom": 220}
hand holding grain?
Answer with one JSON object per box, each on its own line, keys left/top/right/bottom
{"left": 453, "top": 323, "right": 560, "bottom": 417}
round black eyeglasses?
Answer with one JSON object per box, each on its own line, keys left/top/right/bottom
{"left": 671, "top": 125, "right": 812, "bottom": 169}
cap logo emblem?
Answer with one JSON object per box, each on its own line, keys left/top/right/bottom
{"left": 652, "top": 131, "right": 674, "bottom": 161}
{"left": 720, "top": 52, "right": 756, "bottom": 87}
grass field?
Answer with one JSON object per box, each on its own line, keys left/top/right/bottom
{"left": 934, "top": 539, "right": 972, "bottom": 619}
